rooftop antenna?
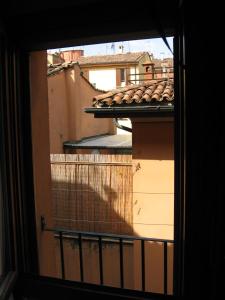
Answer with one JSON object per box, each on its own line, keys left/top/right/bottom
{"left": 111, "top": 42, "right": 115, "bottom": 54}
{"left": 160, "top": 52, "right": 165, "bottom": 60}
{"left": 148, "top": 40, "right": 152, "bottom": 55}
{"left": 127, "top": 41, "right": 131, "bottom": 52}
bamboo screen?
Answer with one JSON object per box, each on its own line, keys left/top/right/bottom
{"left": 50, "top": 154, "right": 133, "bottom": 235}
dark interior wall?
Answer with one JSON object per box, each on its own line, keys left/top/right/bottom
{"left": 183, "top": 2, "right": 224, "bottom": 299}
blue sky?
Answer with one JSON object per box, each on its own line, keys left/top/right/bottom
{"left": 48, "top": 37, "right": 173, "bottom": 59}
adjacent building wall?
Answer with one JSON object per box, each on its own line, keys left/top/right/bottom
{"left": 132, "top": 118, "right": 174, "bottom": 238}
{"left": 48, "top": 64, "right": 115, "bottom": 153}
{"left": 80, "top": 59, "right": 150, "bottom": 90}
{"left": 81, "top": 64, "right": 133, "bottom": 90}
{"left": 30, "top": 51, "right": 56, "bottom": 277}
{"left": 138, "top": 52, "right": 151, "bottom": 82}
{"left": 132, "top": 117, "right": 174, "bottom": 294}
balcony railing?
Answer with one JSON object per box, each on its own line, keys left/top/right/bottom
{"left": 41, "top": 216, "right": 174, "bottom": 295}
{"left": 128, "top": 67, "right": 174, "bottom": 84}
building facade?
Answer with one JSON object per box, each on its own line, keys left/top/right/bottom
{"left": 47, "top": 62, "right": 115, "bottom": 153}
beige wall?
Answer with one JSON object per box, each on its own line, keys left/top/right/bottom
{"left": 132, "top": 118, "right": 174, "bottom": 294}
{"left": 30, "top": 51, "right": 56, "bottom": 276}
{"left": 132, "top": 118, "right": 174, "bottom": 239}
{"left": 48, "top": 64, "right": 115, "bottom": 153}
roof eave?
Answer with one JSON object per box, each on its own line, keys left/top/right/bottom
{"left": 64, "top": 144, "right": 132, "bottom": 150}
{"left": 79, "top": 61, "right": 138, "bottom": 67}
{"left": 84, "top": 105, "right": 174, "bottom": 118}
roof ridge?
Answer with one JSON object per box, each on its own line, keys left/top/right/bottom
{"left": 47, "top": 61, "right": 79, "bottom": 76}
{"left": 78, "top": 51, "right": 146, "bottom": 58}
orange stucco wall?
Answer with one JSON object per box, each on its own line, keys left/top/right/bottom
{"left": 132, "top": 118, "right": 174, "bottom": 294}
{"left": 48, "top": 64, "right": 115, "bottom": 153}
{"left": 30, "top": 51, "right": 56, "bottom": 276}
{"left": 132, "top": 118, "right": 174, "bottom": 239}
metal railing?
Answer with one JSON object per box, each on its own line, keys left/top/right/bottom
{"left": 128, "top": 67, "right": 174, "bottom": 83}
{"left": 41, "top": 216, "right": 173, "bottom": 295}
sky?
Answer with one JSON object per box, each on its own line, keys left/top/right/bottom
{"left": 48, "top": 37, "right": 173, "bottom": 59}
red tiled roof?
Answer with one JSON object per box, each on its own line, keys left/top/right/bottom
{"left": 47, "top": 61, "right": 77, "bottom": 76}
{"left": 47, "top": 51, "right": 149, "bottom": 74}
{"left": 77, "top": 52, "right": 149, "bottom": 65}
{"left": 92, "top": 79, "right": 174, "bottom": 107}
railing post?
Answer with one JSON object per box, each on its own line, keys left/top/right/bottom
{"left": 98, "top": 236, "right": 103, "bottom": 285}
{"left": 41, "top": 225, "right": 173, "bottom": 293}
{"left": 119, "top": 238, "right": 124, "bottom": 288}
{"left": 141, "top": 240, "right": 145, "bottom": 291}
{"left": 78, "top": 233, "right": 84, "bottom": 282}
{"left": 59, "top": 231, "right": 65, "bottom": 279}
{"left": 164, "top": 242, "right": 168, "bottom": 295}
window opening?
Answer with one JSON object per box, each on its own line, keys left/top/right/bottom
{"left": 30, "top": 36, "right": 174, "bottom": 295}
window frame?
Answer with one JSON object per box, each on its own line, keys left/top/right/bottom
{"left": 0, "top": 2, "right": 185, "bottom": 299}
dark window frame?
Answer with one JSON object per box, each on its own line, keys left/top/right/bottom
{"left": 120, "top": 68, "right": 126, "bottom": 83}
{"left": 0, "top": 1, "right": 186, "bottom": 299}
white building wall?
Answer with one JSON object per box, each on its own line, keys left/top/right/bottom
{"left": 89, "top": 69, "right": 116, "bottom": 91}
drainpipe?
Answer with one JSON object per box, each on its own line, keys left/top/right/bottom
{"left": 113, "top": 118, "right": 132, "bottom": 133}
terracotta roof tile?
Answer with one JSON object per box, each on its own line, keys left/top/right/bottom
{"left": 47, "top": 61, "right": 77, "bottom": 75}
{"left": 93, "top": 79, "right": 174, "bottom": 107}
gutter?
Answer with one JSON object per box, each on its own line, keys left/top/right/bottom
{"left": 85, "top": 105, "right": 174, "bottom": 118}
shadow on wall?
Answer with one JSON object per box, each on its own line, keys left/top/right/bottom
{"left": 52, "top": 180, "right": 133, "bottom": 235}
{"left": 52, "top": 180, "right": 173, "bottom": 294}
{"left": 53, "top": 179, "right": 133, "bottom": 288}
{"left": 132, "top": 121, "right": 174, "bottom": 160}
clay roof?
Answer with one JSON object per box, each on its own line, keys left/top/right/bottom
{"left": 77, "top": 52, "right": 149, "bottom": 65}
{"left": 47, "top": 61, "right": 78, "bottom": 76}
{"left": 92, "top": 79, "right": 174, "bottom": 108}
{"left": 47, "top": 52, "right": 150, "bottom": 75}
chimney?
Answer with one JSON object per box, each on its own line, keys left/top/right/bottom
{"left": 60, "top": 50, "right": 84, "bottom": 62}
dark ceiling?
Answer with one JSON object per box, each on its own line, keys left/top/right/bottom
{"left": 1, "top": 0, "right": 179, "bottom": 50}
